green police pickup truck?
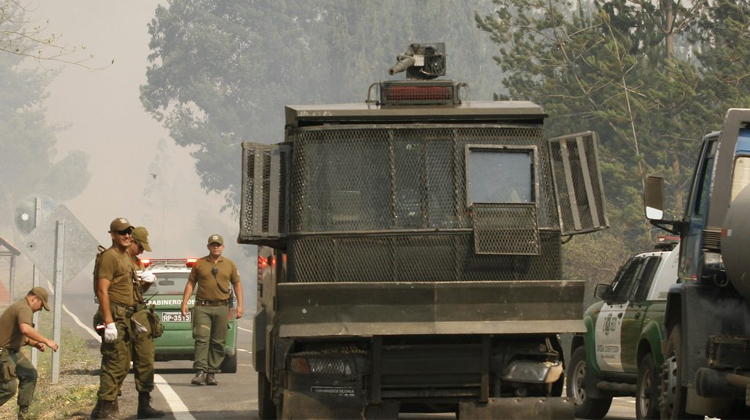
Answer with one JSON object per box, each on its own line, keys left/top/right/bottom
{"left": 141, "top": 258, "right": 239, "bottom": 373}
{"left": 567, "top": 238, "right": 679, "bottom": 420}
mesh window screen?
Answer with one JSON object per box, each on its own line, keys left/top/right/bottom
{"left": 290, "top": 126, "right": 558, "bottom": 233}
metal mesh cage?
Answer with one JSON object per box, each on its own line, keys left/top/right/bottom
{"left": 290, "top": 126, "right": 558, "bottom": 233}
{"left": 472, "top": 204, "right": 540, "bottom": 255}
{"left": 287, "top": 231, "right": 561, "bottom": 283}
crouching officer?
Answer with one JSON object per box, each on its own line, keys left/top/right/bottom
{"left": 0, "top": 287, "right": 59, "bottom": 420}
{"left": 90, "top": 218, "right": 138, "bottom": 419}
{"left": 129, "top": 226, "right": 164, "bottom": 418}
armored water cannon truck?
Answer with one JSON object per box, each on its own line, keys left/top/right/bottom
{"left": 645, "top": 108, "right": 750, "bottom": 419}
{"left": 240, "top": 43, "right": 609, "bottom": 419}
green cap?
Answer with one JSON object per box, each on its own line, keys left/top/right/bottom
{"left": 109, "top": 218, "right": 133, "bottom": 232}
{"left": 31, "top": 287, "right": 50, "bottom": 311}
{"left": 132, "top": 227, "right": 152, "bottom": 252}
{"left": 207, "top": 234, "right": 224, "bottom": 245}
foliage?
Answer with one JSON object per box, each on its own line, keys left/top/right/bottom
{"left": 140, "top": 0, "right": 500, "bottom": 211}
{"left": 0, "top": 0, "right": 107, "bottom": 66}
{"left": 475, "top": 0, "right": 743, "bottom": 254}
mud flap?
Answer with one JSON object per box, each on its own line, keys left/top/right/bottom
{"left": 458, "top": 397, "right": 574, "bottom": 420}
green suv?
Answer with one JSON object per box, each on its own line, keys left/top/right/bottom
{"left": 567, "top": 239, "right": 679, "bottom": 420}
{"left": 141, "top": 258, "right": 239, "bottom": 373}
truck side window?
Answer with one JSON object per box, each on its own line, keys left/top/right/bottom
{"left": 467, "top": 149, "right": 534, "bottom": 204}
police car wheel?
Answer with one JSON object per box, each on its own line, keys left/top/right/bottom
{"left": 636, "top": 352, "right": 659, "bottom": 420}
{"left": 567, "top": 346, "right": 612, "bottom": 419}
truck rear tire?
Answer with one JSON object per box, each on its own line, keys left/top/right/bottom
{"left": 660, "top": 324, "right": 700, "bottom": 419}
{"left": 258, "top": 372, "right": 277, "bottom": 420}
{"left": 567, "top": 346, "right": 612, "bottom": 419}
{"left": 636, "top": 352, "right": 659, "bottom": 420}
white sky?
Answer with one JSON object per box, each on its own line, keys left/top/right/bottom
{"left": 28, "top": 0, "right": 238, "bottom": 259}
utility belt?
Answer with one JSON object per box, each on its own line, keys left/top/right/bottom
{"left": 0, "top": 347, "right": 18, "bottom": 357}
{"left": 112, "top": 303, "right": 145, "bottom": 318}
{"left": 194, "top": 299, "right": 229, "bottom": 307}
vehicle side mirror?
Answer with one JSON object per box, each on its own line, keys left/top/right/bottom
{"left": 644, "top": 176, "right": 665, "bottom": 221}
{"left": 594, "top": 283, "right": 611, "bottom": 300}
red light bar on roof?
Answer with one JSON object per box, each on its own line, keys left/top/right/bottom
{"left": 378, "top": 80, "right": 460, "bottom": 106}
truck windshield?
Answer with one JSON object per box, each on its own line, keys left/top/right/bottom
{"left": 468, "top": 149, "right": 533, "bottom": 204}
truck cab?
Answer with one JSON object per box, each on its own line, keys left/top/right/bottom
{"left": 568, "top": 238, "right": 679, "bottom": 419}
{"left": 645, "top": 109, "right": 750, "bottom": 419}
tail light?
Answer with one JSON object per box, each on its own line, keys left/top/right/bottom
{"left": 186, "top": 258, "right": 198, "bottom": 267}
{"left": 140, "top": 259, "right": 152, "bottom": 268}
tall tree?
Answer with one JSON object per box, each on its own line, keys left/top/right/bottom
{"left": 140, "top": 0, "right": 500, "bottom": 212}
{"left": 476, "top": 0, "right": 715, "bottom": 250}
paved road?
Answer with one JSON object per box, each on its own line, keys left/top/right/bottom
{"left": 63, "top": 292, "right": 637, "bottom": 419}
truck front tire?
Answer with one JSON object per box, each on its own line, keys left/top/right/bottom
{"left": 660, "top": 324, "right": 700, "bottom": 420}
{"left": 567, "top": 346, "right": 612, "bottom": 419}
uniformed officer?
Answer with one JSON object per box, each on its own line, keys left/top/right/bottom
{"left": 90, "top": 218, "right": 138, "bottom": 419}
{"left": 128, "top": 226, "right": 165, "bottom": 418}
{"left": 180, "top": 234, "right": 243, "bottom": 386}
{"left": 0, "top": 287, "right": 59, "bottom": 420}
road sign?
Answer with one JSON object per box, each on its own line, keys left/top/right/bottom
{"left": 20, "top": 203, "right": 99, "bottom": 283}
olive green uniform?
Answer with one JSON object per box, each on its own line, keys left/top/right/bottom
{"left": 189, "top": 256, "right": 240, "bottom": 373}
{"left": 93, "top": 247, "right": 136, "bottom": 401}
{"left": 0, "top": 299, "right": 37, "bottom": 409}
{"left": 131, "top": 258, "right": 156, "bottom": 393}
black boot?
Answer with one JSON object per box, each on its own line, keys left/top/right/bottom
{"left": 137, "top": 392, "right": 165, "bottom": 419}
{"left": 17, "top": 405, "right": 28, "bottom": 420}
{"left": 205, "top": 372, "right": 218, "bottom": 386}
{"left": 90, "top": 399, "right": 102, "bottom": 418}
{"left": 93, "top": 399, "right": 118, "bottom": 419}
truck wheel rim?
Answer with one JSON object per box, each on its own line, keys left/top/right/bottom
{"left": 638, "top": 365, "right": 651, "bottom": 416}
{"left": 661, "top": 355, "right": 677, "bottom": 415}
{"left": 572, "top": 360, "right": 587, "bottom": 404}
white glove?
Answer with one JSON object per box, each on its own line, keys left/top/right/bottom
{"left": 138, "top": 271, "right": 156, "bottom": 283}
{"left": 104, "top": 323, "right": 118, "bottom": 343}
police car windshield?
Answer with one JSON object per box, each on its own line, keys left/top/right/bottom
{"left": 150, "top": 272, "right": 189, "bottom": 295}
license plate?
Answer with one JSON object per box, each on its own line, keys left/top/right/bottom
{"left": 161, "top": 312, "right": 191, "bottom": 323}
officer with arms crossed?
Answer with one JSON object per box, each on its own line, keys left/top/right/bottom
{"left": 0, "top": 287, "right": 59, "bottom": 420}
{"left": 128, "top": 226, "right": 165, "bottom": 418}
{"left": 90, "top": 218, "right": 139, "bottom": 419}
{"left": 180, "top": 234, "right": 243, "bottom": 386}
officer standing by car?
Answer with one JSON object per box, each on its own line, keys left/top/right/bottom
{"left": 128, "top": 226, "right": 165, "bottom": 418}
{"left": 180, "top": 234, "right": 243, "bottom": 386}
{"left": 90, "top": 218, "right": 138, "bottom": 419}
{"left": 0, "top": 287, "right": 59, "bottom": 419}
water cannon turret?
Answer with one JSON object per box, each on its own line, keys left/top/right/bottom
{"left": 387, "top": 43, "right": 446, "bottom": 80}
